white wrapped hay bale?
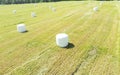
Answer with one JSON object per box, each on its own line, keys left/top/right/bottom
{"left": 17, "top": 24, "right": 27, "bottom": 33}
{"left": 31, "top": 12, "right": 36, "bottom": 17}
{"left": 52, "top": 8, "right": 56, "bottom": 12}
{"left": 13, "top": 10, "right": 16, "bottom": 14}
{"left": 56, "top": 33, "right": 69, "bottom": 47}
{"left": 93, "top": 7, "right": 98, "bottom": 11}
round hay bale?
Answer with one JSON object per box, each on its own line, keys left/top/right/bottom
{"left": 93, "top": 7, "right": 98, "bottom": 11}
{"left": 13, "top": 10, "right": 16, "bottom": 14}
{"left": 52, "top": 8, "right": 56, "bottom": 12}
{"left": 31, "top": 12, "right": 36, "bottom": 17}
{"left": 17, "top": 24, "right": 27, "bottom": 33}
{"left": 56, "top": 33, "right": 68, "bottom": 47}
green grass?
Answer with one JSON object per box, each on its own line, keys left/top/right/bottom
{"left": 0, "top": 1, "right": 120, "bottom": 75}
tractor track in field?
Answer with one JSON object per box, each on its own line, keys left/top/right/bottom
{"left": 71, "top": 17, "right": 111, "bottom": 75}
{"left": 70, "top": 7, "right": 116, "bottom": 75}
{"left": 87, "top": 6, "right": 119, "bottom": 75}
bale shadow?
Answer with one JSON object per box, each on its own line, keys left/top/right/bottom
{"left": 21, "top": 30, "right": 28, "bottom": 33}
{"left": 65, "top": 43, "right": 75, "bottom": 49}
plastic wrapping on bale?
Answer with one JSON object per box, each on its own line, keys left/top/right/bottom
{"left": 52, "top": 8, "right": 56, "bottom": 12}
{"left": 17, "top": 24, "right": 27, "bottom": 33}
{"left": 56, "top": 33, "right": 68, "bottom": 47}
{"left": 13, "top": 10, "right": 16, "bottom": 14}
{"left": 93, "top": 7, "right": 98, "bottom": 11}
{"left": 31, "top": 12, "right": 36, "bottom": 17}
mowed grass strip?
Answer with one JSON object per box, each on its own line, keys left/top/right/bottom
{"left": 0, "top": 1, "right": 119, "bottom": 75}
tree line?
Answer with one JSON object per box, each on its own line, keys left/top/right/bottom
{"left": 0, "top": 0, "right": 58, "bottom": 4}
{"left": 0, "top": 0, "right": 118, "bottom": 4}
